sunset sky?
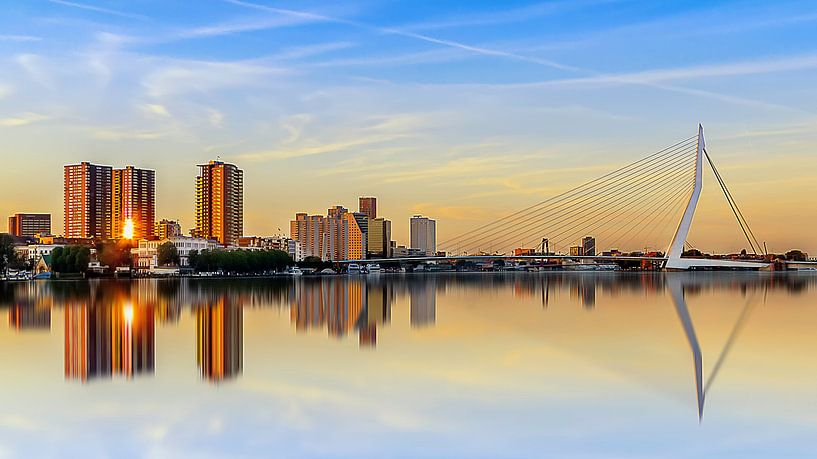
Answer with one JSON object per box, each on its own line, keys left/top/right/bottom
{"left": 1, "top": 0, "right": 816, "bottom": 253}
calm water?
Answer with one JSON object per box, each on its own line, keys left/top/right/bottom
{"left": 1, "top": 273, "right": 816, "bottom": 458}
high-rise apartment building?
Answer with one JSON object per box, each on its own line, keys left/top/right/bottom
{"left": 582, "top": 236, "right": 596, "bottom": 257}
{"left": 359, "top": 197, "right": 377, "bottom": 220}
{"left": 8, "top": 213, "right": 51, "bottom": 237}
{"left": 291, "top": 213, "right": 326, "bottom": 259}
{"left": 154, "top": 219, "right": 182, "bottom": 239}
{"left": 410, "top": 215, "right": 437, "bottom": 256}
{"left": 64, "top": 162, "right": 113, "bottom": 239}
{"left": 112, "top": 166, "right": 155, "bottom": 240}
{"left": 368, "top": 217, "right": 392, "bottom": 258}
{"left": 194, "top": 160, "right": 244, "bottom": 246}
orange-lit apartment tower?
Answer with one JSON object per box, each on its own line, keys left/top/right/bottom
{"left": 194, "top": 160, "right": 243, "bottom": 245}
{"left": 64, "top": 162, "right": 113, "bottom": 239}
{"left": 112, "top": 166, "right": 156, "bottom": 240}
{"left": 290, "top": 213, "right": 326, "bottom": 259}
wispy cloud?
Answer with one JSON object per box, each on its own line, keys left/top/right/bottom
{"left": 141, "top": 57, "right": 289, "bottom": 97}
{"left": 0, "top": 35, "right": 41, "bottom": 42}
{"left": 47, "top": 0, "right": 148, "bottom": 20}
{"left": 142, "top": 103, "right": 171, "bottom": 117}
{"left": 224, "top": 0, "right": 577, "bottom": 72}
{"left": 92, "top": 127, "right": 167, "bottom": 140}
{"left": 0, "top": 112, "right": 50, "bottom": 127}
{"left": 400, "top": 0, "right": 627, "bottom": 31}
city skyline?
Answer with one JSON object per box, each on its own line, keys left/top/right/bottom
{"left": 1, "top": 1, "right": 816, "bottom": 253}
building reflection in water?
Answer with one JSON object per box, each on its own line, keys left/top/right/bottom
{"left": 9, "top": 303, "right": 51, "bottom": 330}
{"left": 64, "top": 301, "right": 155, "bottom": 382}
{"left": 409, "top": 279, "right": 436, "bottom": 328}
{"left": 196, "top": 298, "right": 243, "bottom": 382}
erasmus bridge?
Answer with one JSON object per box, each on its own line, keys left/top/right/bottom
{"left": 354, "top": 124, "right": 804, "bottom": 271}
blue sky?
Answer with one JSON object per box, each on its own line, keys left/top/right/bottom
{"left": 1, "top": 0, "right": 816, "bottom": 252}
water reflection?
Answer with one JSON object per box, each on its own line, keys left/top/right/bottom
{"left": 0, "top": 273, "right": 815, "bottom": 418}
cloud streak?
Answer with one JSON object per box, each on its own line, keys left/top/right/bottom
{"left": 224, "top": 0, "right": 578, "bottom": 72}
{"left": 0, "top": 113, "right": 50, "bottom": 127}
{"left": 47, "top": 0, "right": 148, "bottom": 20}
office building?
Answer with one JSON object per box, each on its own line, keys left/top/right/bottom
{"left": 7, "top": 213, "right": 51, "bottom": 237}
{"left": 64, "top": 162, "right": 113, "bottom": 239}
{"left": 194, "top": 160, "right": 244, "bottom": 245}
{"left": 570, "top": 246, "right": 584, "bottom": 256}
{"left": 582, "top": 236, "right": 596, "bottom": 257}
{"left": 287, "top": 239, "right": 304, "bottom": 262}
{"left": 359, "top": 197, "right": 377, "bottom": 219}
{"left": 410, "top": 215, "right": 436, "bottom": 256}
{"left": 368, "top": 218, "right": 392, "bottom": 258}
{"left": 112, "top": 166, "right": 155, "bottom": 240}
{"left": 154, "top": 219, "right": 182, "bottom": 239}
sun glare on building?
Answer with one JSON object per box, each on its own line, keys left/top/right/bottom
{"left": 123, "top": 218, "right": 134, "bottom": 239}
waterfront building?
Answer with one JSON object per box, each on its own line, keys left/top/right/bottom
{"left": 392, "top": 245, "right": 426, "bottom": 258}
{"left": 7, "top": 213, "right": 51, "bottom": 237}
{"left": 64, "top": 162, "right": 113, "bottom": 239}
{"left": 410, "top": 215, "right": 436, "bottom": 256}
{"left": 112, "top": 166, "right": 156, "bottom": 240}
{"left": 237, "top": 236, "right": 287, "bottom": 251}
{"left": 359, "top": 197, "right": 377, "bottom": 219}
{"left": 290, "top": 213, "right": 326, "bottom": 259}
{"left": 15, "top": 244, "right": 65, "bottom": 264}
{"left": 193, "top": 160, "right": 244, "bottom": 246}
{"left": 582, "top": 236, "right": 596, "bottom": 257}
{"left": 132, "top": 236, "right": 215, "bottom": 270}
{"left": 569, "top": 246, "right": 584, "bottom": 256}
{"left": 368, "top": 218, "right": 392, "bottom": 258}
{"left": 287, "top": 239, "right": 304, "bottom": 262}
{"left": 154, "top": 219, "right": 182, "bottom": 239}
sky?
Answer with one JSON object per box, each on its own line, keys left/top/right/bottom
{"left": 0, "top": 0, "right": 816, "bottom": 254}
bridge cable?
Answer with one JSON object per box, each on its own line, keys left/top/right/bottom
{"left": 704, "top": 149, "right": 763, "bottom": 254}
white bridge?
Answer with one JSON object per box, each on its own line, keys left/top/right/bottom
{"left": 346, "top": 125, "right": 806, "bottom": 271}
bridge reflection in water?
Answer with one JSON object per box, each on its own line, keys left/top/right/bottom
{"left": 0, "top": 274, "right": 815, "bottom": 419}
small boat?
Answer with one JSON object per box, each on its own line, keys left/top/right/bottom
{"left": 366, "top": 263, "right": 382, "bottom": 274}
{"left": 285, "top": 267, "right": 304, "bottom": 276}
{"left": 347, "top": 263, "right": 363, "bottom": 274}
{"left": 33, "top": 271, "right": 52, "bottom": 280}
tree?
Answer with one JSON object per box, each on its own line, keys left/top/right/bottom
{"left": 188, "top": 249, "right": 199, "bottom": 269}
{"left": 0, "top": 234, "right": 20, "bottom": 273}
{"left": 157, "top": 242, "right": 180, "bottom": 266}
{"left": 97, "top": 240, "right": 132, "bottom": 269}
{"left": 785, "top": 250, "right": 808, "bottom": 262}
{"left": 50, "top": 245, "right": 91, "bottom": 273}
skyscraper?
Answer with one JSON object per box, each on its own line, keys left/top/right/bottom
{"left": 410, "top": 215, "right": 437, "bottom": 256}
{"left": 582, "top": 236, "right": 596, "bottom": 257}
{"left": 291, "top": 213, "right": 326, "bottom": 259}
{"left": 194, "top": 160, "right": 244, "bottom": 245}
{"left": 8, "top": 213, "right": 51, "bottom": 237}
{"left": 112, "top": 166, "right": 155, "bottom": 240}
{"left": 64, "top": 162, "right": 113, "bottom": 239}
{"left": 358, "top": 197, "right": 377, "bottom": 219}
{"left": 368, "top": 217, "right": 392, "bottom": 258}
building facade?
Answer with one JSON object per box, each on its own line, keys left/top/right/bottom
{"left": 582, "top": 236, "right": 596, "bottom": 257}
{"left": 132, "top": 236, "right": 215, "bottom": 270}
{"left": 154, "top": 219, "right": 182, "bottom": 239}
{"left": 290, "top": 213, "right": 326, "bottom": 259}
{"left": 368, "top": 217, "right": 392, "bottom": 258}
{"left": 64, "top": 162, "right": 113, "bottom": 239}
{"left": 359, "top": 197, "right": 377, "bottom": 219}
{"left": 194, "top": 160, "right": 244, "bottom": 246}
{"left": 410, "top": 215, "right": 437, "bottom": 256}
{"left": 112, "top": 166, "right": 156, "bottom": 240}
{"left": 8, "top": 213, "right": 51, "bottom": 237}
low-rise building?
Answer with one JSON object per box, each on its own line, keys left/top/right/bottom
{"left": 287, "top": 239, "right": 304, "bottom": 262}
{"left": 132, "top": 236, "right": 216, "bottom": 271}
